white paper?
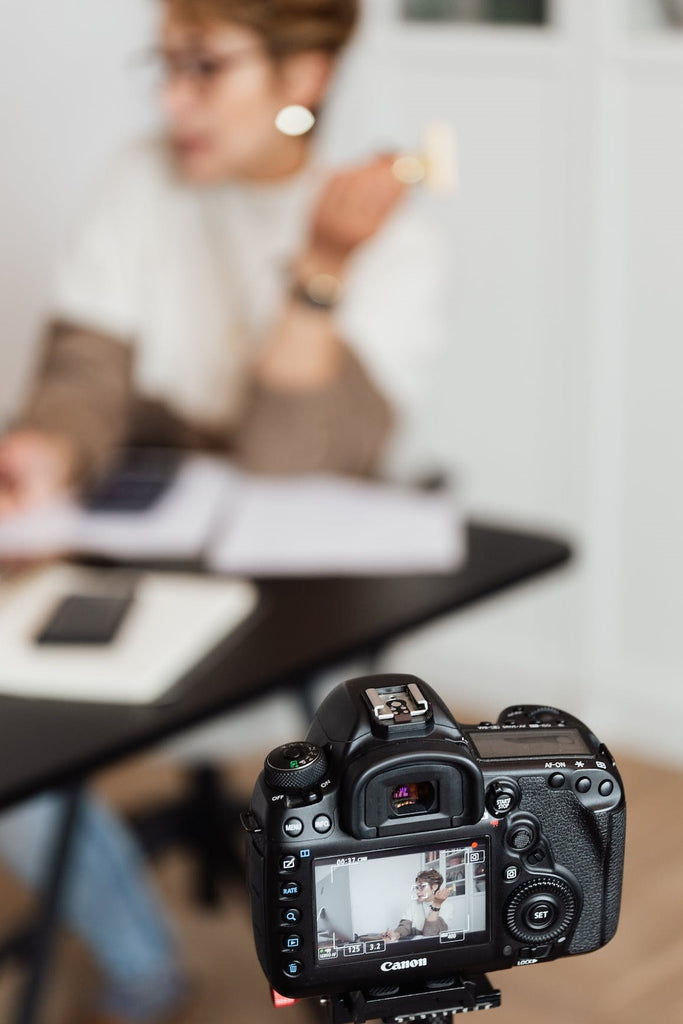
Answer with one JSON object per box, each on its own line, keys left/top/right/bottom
{"left": 207, "top": 473, "right": 465, "bottom": 576}
{"left": 0, "top": 564, "right": 258, "bottom": 704}
{"left": 0, "top": 457, "right": 465, "bottom": 576}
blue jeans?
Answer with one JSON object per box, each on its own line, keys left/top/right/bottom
{"left": 0, "top": 792, "right": 184, "bottom": 1021}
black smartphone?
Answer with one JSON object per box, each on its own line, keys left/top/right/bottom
{"left": 35, "top": 593, "right": 134, "bottom": 645}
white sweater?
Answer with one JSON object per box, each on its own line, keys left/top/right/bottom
{"left": 52, "top": 140, "right": 446, "bottom": 438}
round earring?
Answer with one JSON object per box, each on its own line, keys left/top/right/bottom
{"left": 275, "top": 105, "right": 316, "bottom": 137}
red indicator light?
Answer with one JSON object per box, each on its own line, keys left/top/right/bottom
{"left": 272, "top": 989, "right": 298, "bottom": 1008}
{"left": 491, "top": 819, "right": 500, "bottom": 828}
{"left": 471, "top": 841, "right": 479, "bottom": 848}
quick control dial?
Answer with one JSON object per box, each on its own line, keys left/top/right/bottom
{"left": 264, "top": 742, "right": 328, "bottom": 792}
{"left": 504, "top": 877, "right": 578, "bottom": 944}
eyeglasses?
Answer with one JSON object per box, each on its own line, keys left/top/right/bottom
{"left": 414, "top": 882, "right": 432, "bottom": 891}
{"left": 141, "top": 44, "right": 264, "bottom": 89}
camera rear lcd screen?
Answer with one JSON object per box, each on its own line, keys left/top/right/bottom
{"left": 469, "top": 728, "right": 590, "bottom": 760}
{"left": 313, "top": 840, "right": 489, "bottom": 965}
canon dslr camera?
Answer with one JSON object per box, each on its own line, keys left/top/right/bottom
{"left": 243, "top": 675, "right": 625, "bottom": 1020}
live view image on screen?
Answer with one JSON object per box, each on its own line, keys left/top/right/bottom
{"left": 313, "top": 841, "right": 488, "bottom": 965}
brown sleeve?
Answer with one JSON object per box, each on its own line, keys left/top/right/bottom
{"left": 18, "top": 320, "right": 133, "bottom": 487}
{"left": 421, "top": 916, "right": 448, "bottom": 936}
{"left": 396, "top": 919, "right": 415, "bottom": 938}
{"left": 232, "top": 344, "right": 394, "bottom": 477}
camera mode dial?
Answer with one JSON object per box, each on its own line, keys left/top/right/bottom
{"left": 265, "top": 743, "right": 328, "bottom": 792}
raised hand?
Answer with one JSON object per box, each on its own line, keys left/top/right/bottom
{"left": 307, "top": 154, "right": 407, "bottom": 268}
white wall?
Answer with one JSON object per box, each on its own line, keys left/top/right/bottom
{"left": 362, "top": 0, "right": 683, "bottom": 765}
{"left": 348, "top": 852, "right": 423, "bottom": 936}
{"left": 0, "top": 0, "right": 157, "bottom": 420}
{"left": 1, "top": 0, "right": 681, "bottom": 763}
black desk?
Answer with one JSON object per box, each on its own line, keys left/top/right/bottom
{"left": 0, "top": 519, "right": 571, "bottom": 1023}
{"left": 0, "top": 521, "right": 571, "bottom": 813}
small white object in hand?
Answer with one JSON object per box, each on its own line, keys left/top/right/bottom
{"left": 392, "top": 119, "right": 459, "bottom": 195}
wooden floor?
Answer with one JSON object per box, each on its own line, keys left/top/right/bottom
{"left": 1, "top": 740, "right": 682, "bottom": 1024}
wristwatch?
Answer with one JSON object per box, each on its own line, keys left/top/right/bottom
{"left": 291, "top": 271, "right": 343, "bottom": 311}
{"left": 429, "top": 904, "right": 442, "bottom": 913}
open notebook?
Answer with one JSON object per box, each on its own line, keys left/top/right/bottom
{"left": 0, "top": 564, "right": 258, "bottom": 704}
{"left": 0, "top": 457, "right": 465, "bottom": 575}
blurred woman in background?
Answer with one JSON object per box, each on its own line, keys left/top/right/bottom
{"left": 0, "top": 0, "right": 442, "bottom": 513}
{"left": 0, "top": 1, "right": 444, "bottom": 1021}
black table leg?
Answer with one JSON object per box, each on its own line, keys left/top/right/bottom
{"left": 14, "top": 786, "right": 84, "bottom": 1024}
{"left": 188, "top": 763, "right": 242, "bottom": 908}
{"left": 127, "top": 764, "right": 246, "bottom": 910}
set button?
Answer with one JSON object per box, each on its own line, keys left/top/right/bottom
{"left": 523, "top": 898, "right": 559, "bottom": 932}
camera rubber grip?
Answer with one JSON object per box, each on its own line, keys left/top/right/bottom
{"left": 518, "top": 776, "right": 625, "bottom": 954}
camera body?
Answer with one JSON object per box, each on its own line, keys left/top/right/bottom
{"left": 243, "top": 675, "right": 625, "bottom": 1001}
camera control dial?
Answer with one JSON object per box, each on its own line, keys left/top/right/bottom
{"left": 504, "top": 877, "right": 578, "bottom": 944}
{"left": 265, "top": 743, "right": 328, "bottom": 792}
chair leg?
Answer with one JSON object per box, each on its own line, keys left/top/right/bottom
{"left": 127, "top": 764, "right": 246, "bottom": 910}
{"left": 188, "top": 764, "right": 234, "bottom": 908}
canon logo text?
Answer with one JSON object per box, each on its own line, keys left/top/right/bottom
{"left": 380, "top": 957, "right": 428, "bottom": 972}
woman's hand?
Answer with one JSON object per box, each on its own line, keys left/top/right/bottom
{"left": 304, "top": 154, "right": 407, "bottom": 275}
{"left": 256, "top": 154, "right": 406, "bottom": 395}
{"left": 0, "top": 430, "right": 76, "bottom": 518}
{"left": 431, "top": 888, "right": 451, "bottom": 908}
{"left": 382, "top": 929, "right": 400, "bottom": 943}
